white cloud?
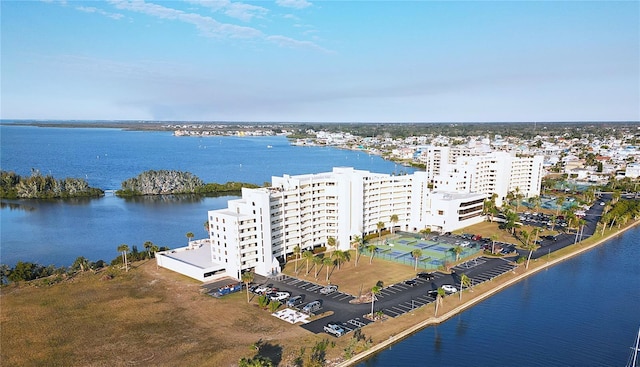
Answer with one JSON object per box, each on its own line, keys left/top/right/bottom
{"left": 76, "top": 6, "right": 124, "bottom": 20}
{"left": 266, "top": 35, "right": 332, "bottom": 53}
{"left": 276, "top": 0, "right": 312, "bottom": 10}
{"left": 108, "top": 0, "right": 263, "bottom": 38}
{"left": 186, "top": 0, "right": 268, "bottom": 22}
{"left": 106, "top": 0, "right": 330, "bottom": 50}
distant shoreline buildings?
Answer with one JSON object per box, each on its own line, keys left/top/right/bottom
{"left": 157, "top": 147, "right": 544, "bottom": 282}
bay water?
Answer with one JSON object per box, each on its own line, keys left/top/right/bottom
{"left": 1, "top": 124, "right": 638, "bottom": 366}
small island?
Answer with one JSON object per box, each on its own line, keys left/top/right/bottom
{"left": 115, "top": 169, "right": 261, "bottom": 196}
{"left": 0, "top": 169, "right": 261, "bottom": 199}
{"left": 0, "top": 170, "right": 104, "bottom": 199}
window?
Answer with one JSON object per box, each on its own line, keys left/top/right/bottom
{"left": 438, "top": 210, "right": 444, "bottom": 215}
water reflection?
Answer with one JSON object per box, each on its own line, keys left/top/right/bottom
{"left": 433, "top": 327, "right": 442, "bottom": 354}
{"left": 0, "top": 201, "right": 35, "bottom": 211}
{"left": 120, "top": 194, "right": 206, "bottom": 204}
{"left": 455, "top": 317, "right": 468, "bottom": 337}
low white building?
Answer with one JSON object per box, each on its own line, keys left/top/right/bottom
{"left": 626, "top": 163, "right": 640, "bottom": 178}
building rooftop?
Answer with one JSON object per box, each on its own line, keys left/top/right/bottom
{"left": 159, "top": 242, "right": 224, "bottom": 270}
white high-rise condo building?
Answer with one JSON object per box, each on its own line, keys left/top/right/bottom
{"left": 419, "top": 146, "right": 544, "bottom": 206}
{"left": 157, "top": 156, "right": 542, "bottom": 282}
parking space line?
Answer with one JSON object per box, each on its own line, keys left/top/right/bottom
{"left": 384, "top": 309, "right": 401, "bottom": 317}
{"left": 391, "top": 306, "right": 408, "bottom": 314}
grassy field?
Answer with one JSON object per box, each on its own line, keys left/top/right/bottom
{"left": 282, "top": 253, "right": 419, "bottom": 296}
{"left": 3, "top": 220, "right": 635, "bottom": 366}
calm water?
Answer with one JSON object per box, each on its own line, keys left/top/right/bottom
{"left": 0, "top": 124, "right": 410, "bottom": 266}
{"left": 2, "top": 124, "right": 638, "bottom": 366}
{"left": 359, "top": 226, "right": 640, "bottom": 367}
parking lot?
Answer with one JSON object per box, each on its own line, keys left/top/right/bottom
{"left": 238, "top": 254, "right": 520, "bottom": 338}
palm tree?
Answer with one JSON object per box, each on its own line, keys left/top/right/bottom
{"left": 149, "top": 243, "right": 160, "bottom": 268}
{"left": 434, "top": 287, "right": 445, "bottom": 316}
{"left": 351, "top": 235, "right": 363, "bottom": 267}
{"left": 326, "top": 236, "right": 336, "bottom": 252}
{"left": 490, "top": 234, "right": 499, "bottom": 254}
{"left": 241, "top": 271, "right": 254, "bottom": 303}
{"left": 575, "top": 218, "right": 587, "bottom": 243}
{"left": 376, "top": 221, "right": 385, "bottom": 244}
{"left": 452, "top": 245, "right": 463, "bottom": 262}
{"left": 523, "top": 241, "right": 540, "bottom": 269}
{"left": 411, "top": 249, "right": 422, "bottom": 270}
{"left": 514, "top": 187, "right": 523, "bottom": 212}
{"left": 117, "top": 243, "right": 129, "bottom": 272}
{"left": 323, "top": 257, "right": 333, "bottom": 282}
{"left": 419, "top": 227, "right": 431, "bottom": 239}
{"left": 549, "top": 215, "right": 557, "bottom": 231}
{"left": 143, "top": 241, "right": 155, "bottom": 258}
{"left": 555, "top": 196, "right": 565, "bottom": 216}
{"left": 72, "top": 256, "right": 89, "bottom": 272}
{"left": 531, "top": 227, "right": 541, "bottom": 248}
{"left": 313, "top": 256, "right": 323, "bottom": 279}
{"left": 390, "top": 214, "right": 398, "bottom": 234}
{"left": 292, "top": 245, "right": 301, "bottom": 274}
{"left": 370, "top": 285, "right": 381, "bottom": 318}
{"left": 203, "top": 220, "right": 210, "bottom": 234}
{"left": 186, "top": 232, "right": 194, "bottom": 245}
{"left": 612, "top": 190, "right": 621, "bottom": 205}
{"left": 302, "top": 250, "right": 314, "bottom": 275}
{"left": 520, "top": 229, "right": 530, "bottom": 247}
{"left": 533, "top": 195, "right": 542, "bottom": 213}
{"left": 332, "top": 250, "right": 345, "bottom": 270}
{"left": 459, "top": 273, "right": 471, "bottom": 301}
{"left": 342, "top": 250, "right": 351, "bottom": 267}
{"left": 367, "top": 244, "right": 377, "bottom": 264}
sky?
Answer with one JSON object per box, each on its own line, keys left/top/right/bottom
{"left": 1, "top": 0, "right": 639, "bottom": 123}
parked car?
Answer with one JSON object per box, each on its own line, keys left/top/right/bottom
{"left": 319, "top": 285, "right": 338, "bottom": 295}
{"left": 417, "top": 272, "right": 435, "bottom": 280}
{"left": 286, "top": 295, "right": 305, "bottom": 307}
{"left": 427, "top": 289, "right": 440, "bottom": 297}
{"left": 404, "top": 279, "right": 417, "bottom": 286}
{"left": 269, "top": 291, "right": 291, "bottom": 302}
{"left": 324, "top": 323, "right": 346, "bottom": 337}
{"left": 253, "top": 284, "right": 272, "bottom": 294}
{"left": 302, "top": 300, "right": 322, "bottom": 314}
{"left": 441, "top": 284, "right": 458, "bottom": 293}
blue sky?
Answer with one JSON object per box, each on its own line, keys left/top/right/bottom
{"left": 1, "top": 0, "right": 639, "bottom": 123}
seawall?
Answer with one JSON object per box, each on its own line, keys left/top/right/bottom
{"left": 337, "top": 220, "right": 640, "bottom": 367}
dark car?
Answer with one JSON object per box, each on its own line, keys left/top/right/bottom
{"left": 417, "top": 272, "right": 435, "bottom": 280}
{"left": 404, "top": 279, "right": 417, "bottom": 286}
{"left": 286, "top": 295, "right": 305, "bottom": 307}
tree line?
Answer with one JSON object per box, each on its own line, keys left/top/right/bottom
{"left": 0, "top": 169, "right": 260, "bottom": 199}
{"left": 0, "top": 170, "right": 104, "bottom": 199}
{"left": 115, "top": 170, "right": 260, "bottom": 196}
{"left": 1, "top": 241, "right": 169, "bottom": 285}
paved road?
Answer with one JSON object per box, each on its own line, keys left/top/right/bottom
{"left": 516, "top": 196, "right": 606, "bottom": 260}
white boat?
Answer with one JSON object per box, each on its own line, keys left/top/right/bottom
{"left": 627, "top": 326, "right": 640, "bottom": 367}
{"left": 267, "top": 145, "right": 273, "bottom": 148}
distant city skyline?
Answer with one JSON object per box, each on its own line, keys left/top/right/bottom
{"left": 1, "top": 1, "right": 638, "bottom": 123}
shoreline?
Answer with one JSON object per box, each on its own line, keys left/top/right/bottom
{"left": 337, "top": 220, "right": 640, "bottom": 367}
